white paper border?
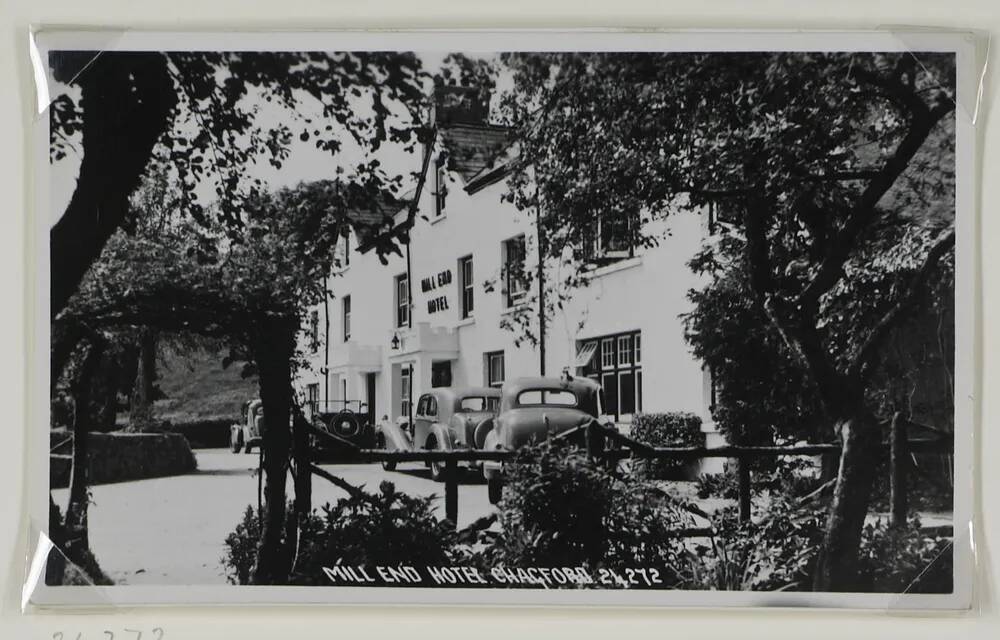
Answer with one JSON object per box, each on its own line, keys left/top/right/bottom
{"left": 25, "top": 27, "right": 979, "bottom": 611}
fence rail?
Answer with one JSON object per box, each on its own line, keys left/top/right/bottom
{"left": 305, "top": 418, "right": 953, "bottom": 531}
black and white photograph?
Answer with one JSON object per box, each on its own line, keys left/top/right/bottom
{"left": 26, "top": 30, "right": 975, "bottom": 609}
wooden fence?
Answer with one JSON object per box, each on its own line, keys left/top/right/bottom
{"left": 306, "top": 418, "right": 953, "bottom": 531}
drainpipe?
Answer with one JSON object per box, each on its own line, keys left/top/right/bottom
{"left": 536, "top": 200, "right": 546, "bottom": 376}
{"left": 323, "top": 274, "right": 330, "bottom": 410}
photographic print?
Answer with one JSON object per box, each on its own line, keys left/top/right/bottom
{"left": 27, "top": 30, "right": 975, "bottom": 609}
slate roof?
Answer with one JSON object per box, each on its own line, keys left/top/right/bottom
{"left": 439, "top": 123, "right": 512, "bottom": 184}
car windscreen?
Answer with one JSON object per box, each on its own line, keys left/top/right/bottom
{"left": 515, "top": 389, "right": 578, "bottom": 407}
{"left": 459, "top": 397, "right": 491, "bottom": 412}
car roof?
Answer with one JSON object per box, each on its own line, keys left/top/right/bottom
{"left": 502, "top": 375, "right": 600, "bottom": 395}
{"left": 422, "top": 387, "right": 500, "bottom": 400}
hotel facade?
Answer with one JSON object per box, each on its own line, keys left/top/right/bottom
{"left": 296, "top": 90, "right": 720, "bottom": 447}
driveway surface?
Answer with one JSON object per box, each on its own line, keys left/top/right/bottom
{"left": 50, "top": 448, "right": 493, "bottom": 585}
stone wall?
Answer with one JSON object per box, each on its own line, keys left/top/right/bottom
{"left": 50, "top": 430, "right": 197, "bottom": 489}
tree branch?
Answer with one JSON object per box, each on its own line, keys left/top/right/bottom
{"left": 848, "top": 228, "right": 955, "bottom": 377}
{"left": 796, "top": 100, "right": 951, "bottom": 313}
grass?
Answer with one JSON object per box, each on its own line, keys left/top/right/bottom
{"left": 152, "top": 346, "right": 258, "bottom": 424}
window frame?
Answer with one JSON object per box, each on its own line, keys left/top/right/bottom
{"left": 502, "top": 235, "right": 528, "bottom": 308}
{"left": 459, "top": 255, "right": 474, "bottom": 319}
{"left": 434, "top": 162, "right": 447, "bottom": 217}
{"left": 580, "top": 330, "right": 642, "bottom": 422}
{"left": 342, "top": 295, "right": 352, "bottom": 342}
{"left": 485, "top": 351, "right": 505, "bottom": 388}
{"left": 395, "top": 273, "right": 409, "bottom": 328}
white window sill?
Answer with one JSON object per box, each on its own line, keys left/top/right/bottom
{"left": 430, "top": 213, "right": 447, "bottom": 225}
{"left": 583, "top": 256, "right": 642, "bottom": 279}
{"left": 501, "top": 301, "right": 530, "bottom": 316}
{"left": 455, "top": 316, "right": 475, "bottom": 328}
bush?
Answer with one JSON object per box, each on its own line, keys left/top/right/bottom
{"left": 694, "top": 497, "right": 954, "bottom": 592}
{"left": 160, "top": 416, "right": 235, "bottom": 449}
{"left": 292, "top": 481, "right": 457, "bottom": 585}
{"left": 857, "top": 518, "right": 953, "bottom": 593}
{"left": 630, "top": 412, "right": 703, "bottom": 479}
{"left": 485, "top": 440, "right": 698, "bottom": 587}
{"left": 223, "top": 482, "right": 458, "bottom": 586}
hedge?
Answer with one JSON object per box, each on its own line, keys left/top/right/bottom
{"left": 159, "top": 416, "right": 235, "bottom": 449}
{"left": 629, "top": 412, "right": 704, "bottom": 480}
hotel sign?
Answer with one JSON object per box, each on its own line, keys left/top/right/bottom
{"left": 421, "top": 269, "right": 453, "bottom": 314}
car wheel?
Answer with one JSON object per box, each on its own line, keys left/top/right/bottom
{"left": 487, "top": 477, "right": 503, "bottom": 505}
{"left": 428, "top": 437, "right": 448, "bottom": 482}
{"left": 230, "top": 430, "right": 243, "bottom": 453}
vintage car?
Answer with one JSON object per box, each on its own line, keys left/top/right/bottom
{"left": 230, "top": 399, "right": 264, "bottom": 454}
{"left": 375, "top": 387, "right": 501, "bottom": 481}
{"left": 312, "top": 400, "right": 376, "bottom": 451}
{"left": 480, "top": 374, "right": 606, "bottom": 504}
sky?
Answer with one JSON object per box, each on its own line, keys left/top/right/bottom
{"left": 47, "top": 51, "right": 492, "bottom": 227}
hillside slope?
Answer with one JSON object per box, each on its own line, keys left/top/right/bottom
{"left": 153, "top": 347, "right": 258, "bottom": 424}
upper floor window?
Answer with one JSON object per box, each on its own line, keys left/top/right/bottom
{"left": 434, "top": 162, "right": 447, "bottom": 217}
{"left": 334, "top": 232, "right": 351, "bottom": 269}
{"left": 583, "top": 212, "right": 636, "bottom": 264}
{"left": 308, "top": 310, "right": 320, "bottom": 353}
{"left": 485, "top": 351, "right": 505, "bottom": 388}
{"left": 459, "top": 255, "right": 474, "bottom": 319}
{"left": 395, "top": 274, "right": 409, "bottom": 328}
{"left": 502, "top": 235, "right": 528, "bottom": 308}
{"left": 342, "top": 295, "right": 351, "bottom": 342}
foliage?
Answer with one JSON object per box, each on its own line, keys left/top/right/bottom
{"left": 224, "top": 483, "right": 458, "bottom": 586}
{"left": 629, "top": 412, "right": 704, "bottom": 479}
{"left": 696, "top": 497, "right": 829, "bottom": 592}
{"left": 291, "top": 481, "right": 457, "bottom": 585}
{"left": 695, "top": 496, "right": 953, "bottom": 593}
{"left": 51, "top": 50, "right": 429, "bottom": 230}
{"left": 223, "top": 505, "right": 265, "bottom": 585}
{"left": 483, "top": 440, "right": 697, "bottom": 587}
{"left": 498, "top": 51, "right": 956, "bottom": 587}
{"left": 856, "top": 518, "right": 953, "bottom": 594}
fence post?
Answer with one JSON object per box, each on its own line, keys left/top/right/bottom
{"left": 585, "top": 420, "right": 604, "bottom": 460}
{"left": 890, "top": 412, "right": 908, "bottom": 528}
{"left": 445, "top": 459, "right": 459, "bottom": 528}
{"left": 737, "top": 457, "right": 751, "bottom": 523}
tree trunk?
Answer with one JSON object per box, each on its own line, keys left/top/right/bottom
{"left": 250, "top": 316, "right": 297, "bottom": 585}
{"left": 292, "top": 409, "right": 313, "bottom": 525}
{"left": 127, "top": 328, "right": 158, "bottom": 431}
{"left": 64, "top": 340, "right": 106, "bottom": 566}
{"left": 50, "top": 53, "right": 174, "bottom": 319}
{"left": 812, "top": 412, "right": 881, "bottom": 591}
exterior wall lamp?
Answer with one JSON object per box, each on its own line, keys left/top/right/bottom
{"left": 391, "top": 333, "right": 401, "bottom": 350}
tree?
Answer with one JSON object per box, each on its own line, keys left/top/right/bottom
{"left": 61, "top": 177, "right": 406, "bottom": 583}
{"left": 49, "top": 50, "right": 428, "bottom": 319}
{"left": 499, "top": 52, "right": 956, "bottom": 591}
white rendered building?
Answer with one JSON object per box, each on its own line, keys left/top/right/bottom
{"left": 297, "top": 88, "right": 721, "bottom": 450}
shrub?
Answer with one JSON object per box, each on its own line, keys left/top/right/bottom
{"left": 223, "top": 505, "right": 269, "bottom": 585}
{"left": 693, "top": 497, "right": 954, "bottom": 592}
{"left": 696, "top": 496, "right": 828, "bottom": 591}
{"left": 223, "top": 482, "right": 458, "bottom": 586}
{"left": 629, "top": 412, "right": 703, "bottom": 479}
{"left": 857, "top": 518, "right": 953, "bottom": 593}
{"left": 292, "top": 481, "right": 457, "bottom": 585}
{"left": 485, "top": 440, "right": 698, "bottom": 587}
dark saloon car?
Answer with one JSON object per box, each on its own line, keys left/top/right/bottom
{"left": 480, "top": 374, "right": 605, "bottom": 503}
